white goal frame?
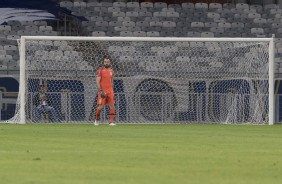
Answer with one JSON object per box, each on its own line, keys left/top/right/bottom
{"left": 19, "top": 36, "right": 275, "bottom": 125}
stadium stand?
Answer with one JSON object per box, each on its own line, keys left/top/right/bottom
{"left": 0, "top": 0, "right": 282, "bottom": 75}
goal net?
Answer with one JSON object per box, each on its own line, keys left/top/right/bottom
{"left": 8, "top": 37, "right": 275, "bottom": 124}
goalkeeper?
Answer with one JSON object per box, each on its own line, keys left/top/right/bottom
{"left": 94, "top": 56, "right": 115, "bottom": 126}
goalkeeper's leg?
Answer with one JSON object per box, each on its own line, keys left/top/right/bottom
{"left": 109, "top": 104, "right": 115, "bottom": 125}
{"left": 95, "top": 93, "right": 106, "bottom": 125}
{"left": 95, "top": 105, "right": 104, "bottom": 120}
{"left": 108, "top": 93, "right": 115, "bottom": 125}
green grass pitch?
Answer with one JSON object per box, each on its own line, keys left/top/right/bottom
{"left": 1, "top": 124, "right": 282, "bottom": 184}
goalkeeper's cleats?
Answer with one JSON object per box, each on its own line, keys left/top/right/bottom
{"left": 109, "top": 122, "right": 116, "bottom": 126}
{"left": 94, "top": 120, "right": 99, "bottom": 126}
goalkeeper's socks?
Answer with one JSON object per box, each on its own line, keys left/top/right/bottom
{"left": 109, "top": 109, "right": 115, "bottom": 123}
{"left": 96, "top": 109, "right": 101, "bottom": 120}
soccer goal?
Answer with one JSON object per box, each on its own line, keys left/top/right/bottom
{"left": 8, "top": 36, "right": 275, "bottom": 124}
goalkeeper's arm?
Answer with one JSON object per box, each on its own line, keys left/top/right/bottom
{"left": 96, "top": 76, "right": 106, "bottom": 98}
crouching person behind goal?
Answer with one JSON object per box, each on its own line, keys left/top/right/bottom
{"left": 94, "top": 56, "right": 115, "bottom": 126}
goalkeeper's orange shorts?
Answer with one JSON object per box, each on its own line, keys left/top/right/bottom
{"left": 97, "top": 91, "right": 115, "bottom": 105}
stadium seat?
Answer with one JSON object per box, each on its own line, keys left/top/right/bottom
{"left": 223, "top": 3, "right": 235, "bottom": 9}
{"left": 146, "top": 31, "right": 160, "bottom": 37}
{"left": 19, "top": 21, "right": 34, "bottom": 26}
{"left": 227, "top": 32, "right": 242, "bottom": 37}
{"left": 144, "top": 17, "right": 158, "bottom": 22}
{"left": 90, "top": 16, "right": 104, "bottom": 21}
{"left": 0, "top": 55, "right": 13, "bottom": 61}
{"left": 0, "top": 50, "right": 6, "bottom": 55}
{"left": 106, "top": 31, "right": 119, "bottom": 36}
{"left": 4, "top": 45, "right": 17, "bottom": 51}
{"left": 33, "top": 21, "right": 47, "bottom": 26}
{"left": 251, "top": 28, "right": 264, "bottom": 34}
{"left": 133, "top": 7, "right": 147, "bottom": 12}
{"left": 248, "top": 13, "right": 261, "bottom": 19}
{"left": 181, "top": 3, "right": 194, "bottom": 9}
{"left": 43, "top": 31, "right": 58, "bottom": 36}
{"left": 127, "top": 26, "right": 142, "bottom": 31}
{"left": 0, "top": 64, "right": 8, "bottom": 70}
{"left": 60, "top": 1, "right": 73, "bottom": 9}
{"left": 231, "top": 22, "right": 245, "bottom": 28}
{"left": 114, "top": 26, "right": 127, "bottom": 31}
{"left": 140, "top": 2, "right": 153, "bottom": 8}
{"left": 100, "top": 2, "right": 113, "bottom": 7}
{"left": 6, "top": 35, "right": 20, "bottom": 40}
{"left": 120, "top": 31, "right": 133, "bottom": 37}
{"left": 161, "top": 7, "right": 175, "bottom": 12}
{"left": 250, "top": 4, "right": 263, "bottom": 12}
{"left": 139, "top": 11, "right": 153, "bottom": 17}
{"left": 191, "top": 22, "right": 204, "bottom": 28}
{"left": 166, "top": 12, "right": 179, "bottom": 18}
{"left": 108, "top": 7, "right": 121, "bottom": 12}
{"left": 136, "top": 21, "right": 149, "bottom": 27}
{"left": 117, "top": 16, "right": 131, "bottom": 22}
{"left": 195, "top": 3, "right": 208, "bottom": 10}
{"left": 7, "top": 20, "right": 21, "bottom": 27}
{"left": 25, "top": 25, "right": 39, "bottom": 31}
{"left": 112, "top": 12, "right": 125, "bottom": 17}
{"left": 109, "top": 21, "right": 122, "bottom": 27}
{"left": 113, "top": 2, "right": 126, "bottom": 7}
{"left": 254, "top": 18, "right": 267, "bottom": 24}
{"left": 153, "top": 12, "right": 166, "bottom": 17}
{"left": 236, "top": 3, "right": 249, "bottom": 9}
{"left": 173, "top": 31, "right": 186, "bottom": 37}
{"left": 95, "top": 21, "right": 109, "bottom": 27}
{"left": 218, "top": 22, "right": 231, "bottom": 28}
{"left": 11, "top": 25, "right": 24, "bottom": 31}
{"left": 38, "top": 26, "right": 52, "bottom": 32}
{"left": 163, "top": 21, "right": 176, "bottom": 28}
{"left": 93, "top": 7, "right": 107, "bottom": 13}
{"left": 86, "top": 2, "right": 100, "bottom": 8}
{"left": 0, "top": 25, "right": 11, "bottom": 31}
{"left": 122, "top": 21, "right": 135, "bottom": 27}
{"left": 92, "top": 31, "right": 106, "bottom": 36}
{"left": 207, "top": 13, "right": 220, "bottom": 19}
{"left": 215, "top": 17, "right": 228, "bottom": 23}
{"left": 210, "top": 27, "right": 225, "bottom": 33}
{"left": 154, "top": 2, "right": 167, "bottom": 9}
{"left": 168, "top": 4, "right": 181, "bottom": 10}
{"left": 272, "top": 23, "right": 282, "bottom": 28}
{"left": 204, "top": 22, "right": 218, "bottom": 28}
{"left": 127, "top": 2, "right": 139, "bottom": 8}
{"left": 73, "top": 1, "right": 86, "bottom": 8}
{"left": 150, "top": 21, "right": 162, "bottom": 27}
{"left": 160, "top": 31, "right": 173, "bottom": 37}
{"left": 209, "top": 3, "right": 222, "bottom": 9}
{"left": 187, "top": 31, "right": 201, "bottom": 37}
{"left": 133, "top": 31, "right": 146, "bottom": 37}
{"left": 126, "top": 11, "right": 139, "bottom": 17}
{"left": 201, "top": 32, "right": 214, "bottom": 37}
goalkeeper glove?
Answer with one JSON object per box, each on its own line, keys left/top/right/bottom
{"left": 99, "top": 89, "right": 106, "bottom": 98}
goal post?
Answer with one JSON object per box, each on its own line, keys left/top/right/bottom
{"left": 9, "top": 36, "right": 276, "bottom": 124}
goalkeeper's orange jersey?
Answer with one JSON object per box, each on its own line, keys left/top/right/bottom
{"left": 96, "top": 67, "right": 114, "bottom": 93}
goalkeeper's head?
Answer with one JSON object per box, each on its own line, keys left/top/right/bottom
{"left": 103, "top": 55, "right": 111, "bottom": 68}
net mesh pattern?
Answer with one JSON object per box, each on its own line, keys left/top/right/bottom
{"left": 10, "top": 39, "right": 270, "bottom": 124}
